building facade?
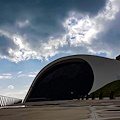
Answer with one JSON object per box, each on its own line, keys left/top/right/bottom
{"left": 24, "top": 55, "right": 120, "bottom": 102}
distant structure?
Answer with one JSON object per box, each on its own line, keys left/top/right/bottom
{"left": 92, "top": 92, "right": 95, "bottom": 100}
{"left": 0, "top": 95, "right": 22, "bottom": 107}
{"left": 116, "top": 55, "right": 120, "bottom": 61}
{"left": 99, "top": 92, "right": 103, "bottom": 100}
{"left": 24, "top": 55, "right": 120, "bottom": 103}
{"left": 86, "top": 94, "right": 89, "bottom": 100}
{"left": 110, "top": 91, "right": 115, "bottom": 99}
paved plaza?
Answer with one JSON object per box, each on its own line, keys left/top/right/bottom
{"left": 0, "top": 99, "right": 120, "bottom": 120}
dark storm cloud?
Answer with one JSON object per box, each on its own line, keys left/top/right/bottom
{"left": 0, "top": 35, "right": 17, "bottom": 56}
{"left": 0, "top": 0, "right": 106, "bottom": 36}
{"left": 0, "top": 0, "right": 111, "bottom": 62}
{"left": 94, "top": 11, "right": 120, "bottom": 58}
{"left": 56, "top": 0, "right": 120, "bottom": 58}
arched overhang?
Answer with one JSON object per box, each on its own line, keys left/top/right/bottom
{"left": 24, "top": 55, "right": 94, "bottom": 102}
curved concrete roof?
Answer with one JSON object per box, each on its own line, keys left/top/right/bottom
{"left": 24, "top": 54, "right": 120, "bottom": 102}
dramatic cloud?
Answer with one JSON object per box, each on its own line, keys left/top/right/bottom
{"left": 16, "top": 20, "right": 29, "bottom": 28}
{"left": 0, "top": 0, "right": 120, "bottom": 62}
{"left": 62, "top": 0, "right": 120, "bottom": 57}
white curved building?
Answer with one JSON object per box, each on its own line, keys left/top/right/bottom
{"left": 24, "top": 55, "right": 120, "bottom": 102}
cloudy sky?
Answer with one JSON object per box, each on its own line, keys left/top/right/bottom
{"left": 0, "top": 0, "right": 120, "bottom": 99}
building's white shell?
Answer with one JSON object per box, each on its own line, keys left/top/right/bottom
{"left": 24, "top": 55, "right": 120, "bottom": 102}
{"left": 76, "top": 55, "right": 120, "bottom": 92}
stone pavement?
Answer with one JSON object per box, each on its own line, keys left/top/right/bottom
{"left": 0, "top": 99, "right": 120, "bottom": 120}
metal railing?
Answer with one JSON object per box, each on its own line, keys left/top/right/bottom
{"left": 0, "top": 95, "right": 22, "bottom": 107}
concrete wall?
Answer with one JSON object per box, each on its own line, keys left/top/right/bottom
{"left": 78, "top": 55, "right": 120, "bottom": 93}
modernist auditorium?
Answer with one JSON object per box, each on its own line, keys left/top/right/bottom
{"left": 23, "top": 54, "right": 120, "bottom": 103}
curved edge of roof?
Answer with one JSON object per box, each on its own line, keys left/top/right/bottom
{"left": 23, "top": 54, "right": 117, "bottom": 103}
